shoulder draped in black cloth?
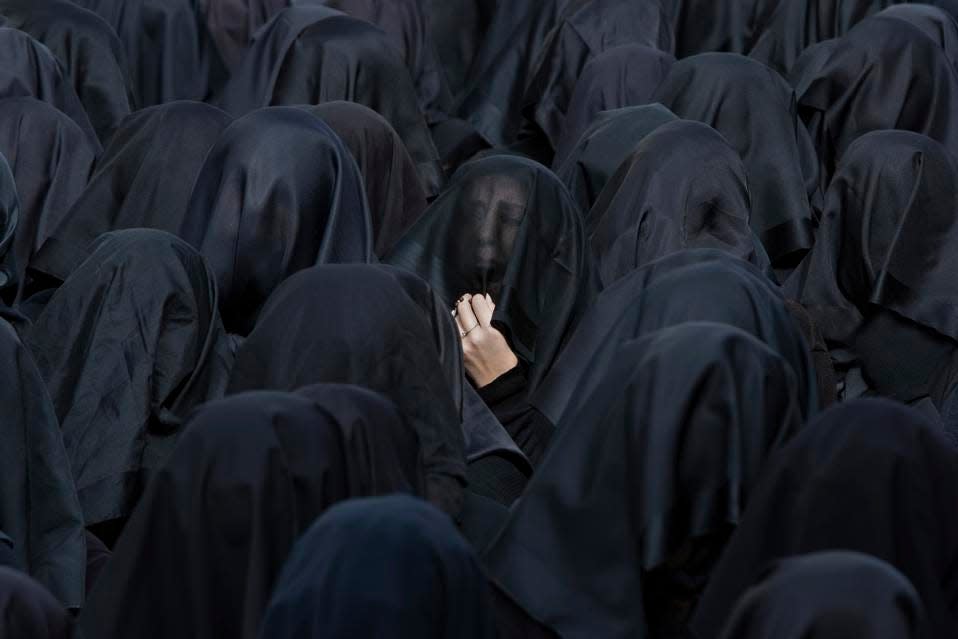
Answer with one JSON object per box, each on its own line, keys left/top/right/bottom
{"left": 551, "top": 45, "right": 674, "bottom": 170}
{"left": 453, "top": 0, "right": 566, "bottom": 148}
{"left": 226, "top": 265, "right": 468, "bottom": 517}
{"left": 518, "top": 0, "right": 674, "bottom": 155}
{"left": 32, "top": 101, "right": 231, "bottom": 285}
{"left": 785, "top": 131, "right": 958, "bottom": 419}
{"left": 718, "top": 551, "right": 926, "bottom": 639}
{"left": 0, "top": 28, "right": 99, "bottom": 150}
{"left": 0, "top": 317, "right": 84, "bottom": 610}
{"left": 790, "top": 16, "right": 958, "bottom": 187}
{"left": 301, "top": 102, "right": 428, "bottom": 257}
{"left": 182, "top": 106, "right": 373, "bottom": 335}
{"left": 261, "top": 495, "right": 496, "bottom": 639}
{"left": 748, "top": 0, "right": 895, "bottom": 75}
{"left": 587, "top": 119, "right": 766, "bottom": 288}
{"left": 0, "top": 567, "right": 72, "bottom": 638}
{"left": 25, "top": 230, "right": 235, "bottom": 528}
{"left": 485, "top": 323, "right": 803, "bottom": 639}
{"left": 531, "top": 250, "right": 818, "bottom": 428}
{"left": 307, "top": 0, "right": 453, "bottom": 126}
{"left": 555, "top": 103, "right": 678, "bottom": 212}
{"left": 386, "top": 154, "right": 596, "bottom": 391}
{"left": 654, "top": 53, "right": 821, "bottom": 271}
{"left": 0, "top": 98, "right": 95, "bottom": 300}
{"left": 875, "top": 4, "right": 958, "bottom": 72}
{"left": 217, "top": 6, "right": 444, "bottom": 197}
{"left": 691, "top": 399, "right": 958, "bottom": 638}
{"left": 71, "top": 0, "right": 227, "bottom": 106}
{"left": 0, "top": 0, "right": 133, "bottom": 144}
{"left": 78, "top": 385, "right": 422, "bottom": 639}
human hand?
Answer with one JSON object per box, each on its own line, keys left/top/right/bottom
{"left": 453, "top": 293, "right": 518, "bottom": 388}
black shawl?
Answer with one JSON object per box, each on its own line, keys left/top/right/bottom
{"left": 0, "top": 27, "right": 99, "bottom": 150}
{"left": 876, "top": 4, "right": 958, "bottom": 72}
{"left": 531, "top": 250, "right": 817, "bottom": 427}
{"left": 72, "top": 0, "right": 226, "bottom": 106}
{"left": 0, "top": 318, "right": 84, "bottom": 609}
{"left": 32, "top": 101, "right": 231, "bottom": 285}
{"left": 654, "top": 53, "right": 821, "bottom": 269}
{"left": 386, "top": 155, "right": 596, "bottom": 390}
{"left": 226, "top": 265, "right": 468, "bottom": 517}
{"left": 718, "top": 551, "right": 926, "bottom": 639}
{"left": 691, "top": 399, "right": 958, "bottom": 638}
{"left": 790, "top": 15, "right": 958, "bottom": 186}
{"left": 26, "top": 230, "right": 235, "bottom": 526}
{"left": 748, "top": 0, "right": 896, "bottom": 74}
{"left": 308, "top": 0, "right": 452, "bottom": 125}
{"left": 785, "top": 131, "right": 958, "bottom": 413}
{"left": 587, "top": 119, "right": 765, "bottom": 287}
{"left": 0, "top": 98, "right": 95, "bottom": 298}
{"left": 261, "top": 496, "right": 495, "bottom": 639}
{"left": 485, "top": 323, "right": 803, "bottom": 639}
{"left": 217, "top": 6, "right": 443, "bottom": 196}
{"left": 552, "top": 45, "right": 674, "bottom": 170}
{"left": 520, "top": 0, "right": 674, "bottom": 154}
{"left": 0, "top": 148, "right": 21, "bottom": 304}
{"left": 78, "top": 385, "right": 422, "bottom": 639}
{"left": 182, "top": 106, "right": 373, "bottom": 335}
{"left": 201, "top": 0, "right": 288, "bottom": 69}
{"left": 555, "top": 103, "right": 678, "bottom": 212}
{"left": 0, "top": 0, "right": 133, "bottom": 143}
{"left": 302, "top": 102, "right": 428, "bottom": 257}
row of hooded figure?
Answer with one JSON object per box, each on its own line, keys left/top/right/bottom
{"left": 0, "top": 0, "right": 957, "bottom": 638}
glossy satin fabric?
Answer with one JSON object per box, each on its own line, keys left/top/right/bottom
{"left": 519, "top": 0, "right": 674, "bottom": 153}
{"left": 555, "top": 103, "right": 678, "bottom": 212}
{"left": 182, "top": 107, "right": 373, "bottom": 335}
{"left": 308, "top": 0, "right": 452, "bottom": 125}
{"left": 718, "top": 552, "right": 926, "bottom": 639}
{"left": 531, "top": 250, "right": 818, "bottom": 428}
{"left": 748, "top": 0, "right": 896, "bottom": 74}
{"left": 33, "top": 101, "right": 231, "bottom": 284}
{"left": 72, "top": 0, "right": 226, "bottom": 106}
{"left": 0, "top": 98, "right": 95, "bottom": 298}
{"left": 303, "top": 102, "right": 428, "bottom": 257}
{"left": 0, "top": 567, "right": 73, "bottom": 638}
{"left": 0, "top": 318, "right": 85, "bottom": 610}
{"left": 226, "top": 265, "right": 468, "bottom": 517}
{"left": 485, "top": 323, "right": 803, "bottom": 639}
{"left": 261, "top": 496, "right": 496, "bottom": 639}
{"left": 790, "top": 15, "right": 958, "bottom": 185}
{"left": 78, "top": 385, "right": 422, "bottom": 639}
{"left": 26, "top": 230, "right": 235, "bottom": 526}
{"left": 386, "top": 155, "right": 596, "bottom": 390}
{"left": 551, "top": 45, "right": 674, "bottom": 170}
{"left": 217, "top": 6, "right": 443, "bottom": 197}
{"left": 201, "top": 0, "right": 289, "bottom": 69}
{"left": 0, "top": 0, "right": 133, "bottom": 143}
{"left": 691, "top": 399, "right": 958, "bottom": 638}
{"left": 654, "top": 53, "right": 820, "bottom": 268}
{"left": 586, "top": 119, "right": 763, "bottom": 287}
{"left": 0, "top": 28, "right": 99, "bottom": 150}
{"left": 786, "top": 131, "right": 958, "bottom": 354}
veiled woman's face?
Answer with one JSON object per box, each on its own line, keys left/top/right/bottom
{"left": 459, "top": 173, "right": 528, "bottom": 293}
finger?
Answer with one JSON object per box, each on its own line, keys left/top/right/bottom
{"left": 456, "top": 295, "right": 479, "bottom": 333}
{"left": 485, "top": 293, "right": 496, "bottom": 312}
{"left": 471, "top": 293, "right": 494, "bottom": 327}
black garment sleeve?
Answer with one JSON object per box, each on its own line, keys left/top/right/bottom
{"left": 478, "top": 366, "right": 554, "bottom": 467}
